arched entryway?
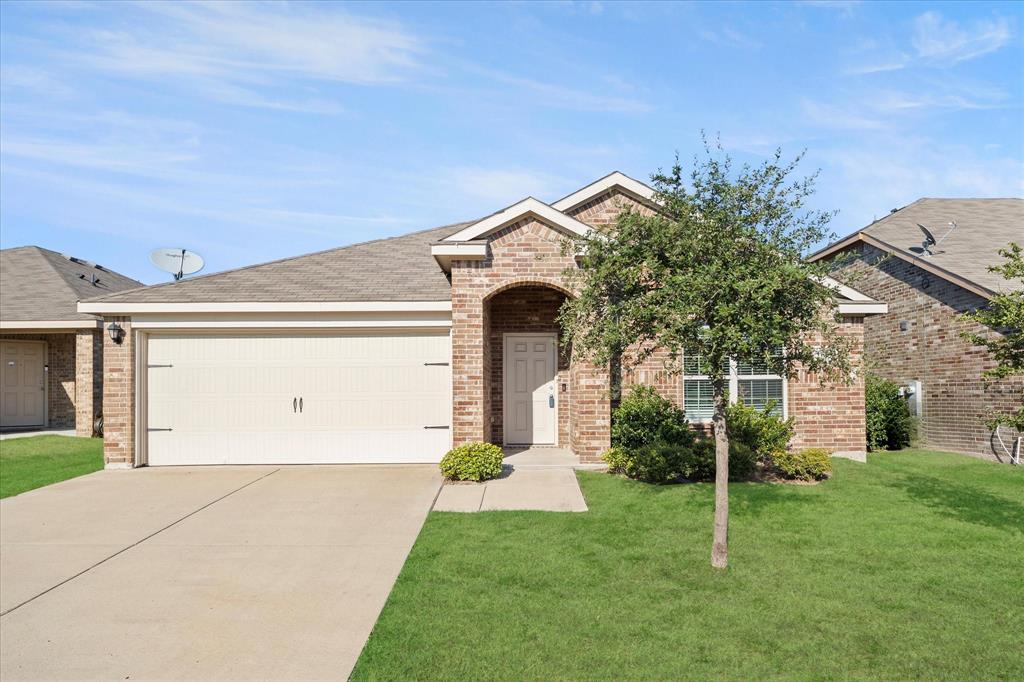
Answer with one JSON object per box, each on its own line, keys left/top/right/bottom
{"left": 484, "top": 284, "right": 571, "bottom": 446}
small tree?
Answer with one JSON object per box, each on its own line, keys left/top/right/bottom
{"left": 960, "top": 243, "right": 1024, "bottom": 432}
{"left": 560, "top": 140, "right": 855, "bottom": 568}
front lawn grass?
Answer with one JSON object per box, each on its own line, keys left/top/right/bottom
{"left": 0, "top": 435, "right": 103, "bottom": 498}
{"left": 353, "top": 450, "right": 1023, "bottom": 680}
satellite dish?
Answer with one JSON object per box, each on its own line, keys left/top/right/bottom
{"left": 916, "top": 221, "right": 955, "bottom": 258}
{"left": 150, "top": 248, "right": 204, "bottom": 281}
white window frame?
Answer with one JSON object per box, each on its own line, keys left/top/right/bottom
{"left": 682, "top": 354, "right": 788, "bottom": 424}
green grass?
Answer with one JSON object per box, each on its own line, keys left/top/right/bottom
{"left": 0, "top": 435, "right": 104, "bottom": 498}
{"left": 353, "top": 450, "right": 1024, "bottom": 681}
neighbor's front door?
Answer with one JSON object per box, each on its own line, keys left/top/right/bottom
{"left": 0, "top": 341, "right": 47, "bottom": 428}
{"left": 503, "top": 334, "right": 557, "bottom": 445}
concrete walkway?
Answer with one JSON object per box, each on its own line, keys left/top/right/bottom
{"left": 433, "top": 448, "right": 593, "bottom": 513}
{"left": 1, "top": 465, "right": 441, "bottom": 681}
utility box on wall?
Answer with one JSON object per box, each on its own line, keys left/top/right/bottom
{"left": 899, "top": 380, "right": 922, "bottom": 418}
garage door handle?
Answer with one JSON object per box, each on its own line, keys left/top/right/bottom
{"left": 424, "top": 425, "right": 450, "bottom": 429}
{"left": 293, "top": 397, "right": 297, "bottom": 413}
{"left": 299, "top": 397, "right": 303, "bottom": 413}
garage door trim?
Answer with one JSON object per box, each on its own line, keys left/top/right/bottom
{"left": 134, "top": 328, "right": 453, "bottom": 467}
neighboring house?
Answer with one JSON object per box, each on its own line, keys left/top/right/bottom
{"left": 0, "top": 246, "right": 143, "bottom": 435}
{"left": 810, "top": 198, "right": 1024, "bottom": 461}
{"left": 79, "top": 172, "right": 885, "bottom": 469}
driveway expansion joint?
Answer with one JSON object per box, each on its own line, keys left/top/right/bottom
{"left": 0, "top": 468, "right": 279, "bottom": 618}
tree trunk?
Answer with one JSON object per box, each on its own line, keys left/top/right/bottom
{"left": 711, "top": 377, "right": 730, "bottom": 569}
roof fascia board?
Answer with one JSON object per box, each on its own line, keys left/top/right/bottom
{"left": 442, "top": 197, "right": 592, "bottom": 243}
{"left": 129, "top": 311, "right": 452, "bottom": 330}
{"left": 77, "top": 301, "right": 453, "bottom": 314}
{"left": 837, "top": 301, "right": 888, "bottom": 315}
{"left": 811, "top": 232, "right": 994, "bottom": 300}
{"left": 818, "top": 275, "right": 874, "bottom": 302}
{"left": 431, "top": 242, "right": 488, "bottom": 271}
{"left": 551, "top": 171, "right": 657, "bottom": 212}
{"left": 0, "top": 320, "right": 102, "bottom": 330}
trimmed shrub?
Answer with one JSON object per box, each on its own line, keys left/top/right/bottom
{"left": 865, "top": 374, "right": 912, "bottom": 451}
{"left": 439, "top": 442, "right": 504, "bottom": 481}
{"left": 612, "top": 385, "right": 693, "bottom": 450}
{"left": 774, "top": 448, "right": 832, "bottom": 481}
{"left": 623, "top": 443, "right": 688, "bottom": 483}
{"left": 601, "top": 447, "right": 628, "bottom": 474}
{"left": 676, "top": 439, "right": 757, "bottom": 482}
{"left": 725, "top": 401, "right": 794, "bottom": 461}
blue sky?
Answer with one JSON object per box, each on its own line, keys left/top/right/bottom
{"left": 1, "top": 1, "right": 1021, "bottom": 284}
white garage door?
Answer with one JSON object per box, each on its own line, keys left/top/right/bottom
{"left": 145, "top": 332, "right": 451, "bottom": 465}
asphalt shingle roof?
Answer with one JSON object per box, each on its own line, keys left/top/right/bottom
{"left": 1, "top": 246, "right": 143, "bottom": 321}
{"left": 832, "top": 198, "right": 1023, "bottom": 294}
{"left": 85, "top": 222, "right": 472, "bottom": 304}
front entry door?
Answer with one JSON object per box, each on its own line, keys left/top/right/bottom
{"left": 0, "top": 341, "right": 47, "bottom": 428}
{"left": 503, "top": 334, "right": 557, "bottom": 445}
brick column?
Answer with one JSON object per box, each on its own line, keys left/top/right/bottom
{"left": 451, "top": 290, "right": 488, "bottom": 446}
{"left": 102, "top": 317, "right": 135, "bottom": 468}
{"left": 571, "top": 360, "right": 611, "bottom": 462}
{"left": 74, "top": 329, "right": 101, "bottom": 437}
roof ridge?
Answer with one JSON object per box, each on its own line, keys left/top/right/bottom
{"left": 28, "top": 247, "right": 87, "bottom": 308}
{"left": 83, "top": 219, "right": 475, "bottom": 303}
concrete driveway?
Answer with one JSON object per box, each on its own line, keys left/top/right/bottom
{"left": 0, "top": 465, "right": 441, "bottom": 680}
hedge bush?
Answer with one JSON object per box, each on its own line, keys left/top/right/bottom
{"left": 439, "top": 442, "right": 504, "bottom": 481}
{"left": 773, "top": 447, "right": 832, "bottom": 481}
{"left": 611, "top": 385, "right": 693, "bottom": 450}
{"left": 726, "top": 401, "right": 794, "bottom": 461}
{"left": 865, "top": 374, "right": 912, "bottom": 451}
{"left": 604, "top": 439, "right": 757, "bottom": 483}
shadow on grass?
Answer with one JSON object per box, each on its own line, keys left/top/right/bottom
{"left": 886, "top": 473, "right": 1024, "bottom": 533}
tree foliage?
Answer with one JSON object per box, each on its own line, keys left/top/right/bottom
{"left": 960, "top": 243, "right": 1024, "bottom": 432}
{"left": 559, "top": 138, "right": 855, "bottom": 567}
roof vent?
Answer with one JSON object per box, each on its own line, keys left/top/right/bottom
{"left": 62, "top": 253, "right": 100, "bottom": 268}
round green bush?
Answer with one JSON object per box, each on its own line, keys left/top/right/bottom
{"left": 612, "top": 385, "right": 693, "bottom": 450}
{"left": 773, "top": 447, "right": 832, "bottom": 481}
{"left": 439, "top": 442, "right": 504, "bottom": 481}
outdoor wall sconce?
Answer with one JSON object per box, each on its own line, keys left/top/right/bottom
{"left": 107, "top": 321, "right": 125, "bottom": 345}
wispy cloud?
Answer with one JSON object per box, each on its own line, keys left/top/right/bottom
{"left": 34, "top": 1, "right": 420, "bottom": 114}
{"left": 441, "top": 167, "right": 572, "bottom": 205}
{"left": 801, "top": 99, "right": 887, "bottom": 131}
{"left": 79, "top": 1, "right": 423, "bottom": 84}
{"left": 464, "top": 66, "right": 652, "bottom": 114}
{"left": 846, "top": 11, "right": 1013, "bottom": 75}
{"left": 912, "top": 11, "right": 1012, "bottom": 64}
{"left": 697, "top": 26, "right": 761, "bottom": 49}
{"left": 0, "top": 66, "right": 75, "bottom": 99}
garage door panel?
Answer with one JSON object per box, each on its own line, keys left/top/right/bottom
{"left": 145, "top": 333, "right": 451, "bottom": 465}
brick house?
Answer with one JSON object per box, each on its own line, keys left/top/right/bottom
{"left": 0, "top": 246, "right": 142, "bottom": 435}
{"left": 811, "top": 198, "right": 1023, "bottom": 462}
{"left": 79, "top": 172, "right": 884, "bottom": 468}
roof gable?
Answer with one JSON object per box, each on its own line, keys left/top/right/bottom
{"left": 551, "top": 171, "right": 657, "bottom": 213}
{"left": 441, "top": 197, "right": 593, "bottom": 243}
{"left": 0, "top": 246, "right": 142, "bottom": 323}
{"left": 810, "top": 198, "right": 1023, "bottom": 298}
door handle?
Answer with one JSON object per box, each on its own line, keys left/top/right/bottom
{"left": 299, "top": 397, "right": 303, "bottom": 413}
{"left": 549, "top": 393, "right": 555, "bottom": 408}
{"left": 293, "top": 397, "right": 297, "bottom": 413}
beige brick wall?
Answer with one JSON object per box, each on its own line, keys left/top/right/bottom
{"left": 618, "top": 320, "right": 868, "bottom": 455}
{"left": 829, "top": 243, "right": 1023, "bottom": 460}
{"left": 74, "top": 329, "right": 102, "bottom": 436}
{"left": 101, "top": 317, "right": 135, "bottom": 467}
